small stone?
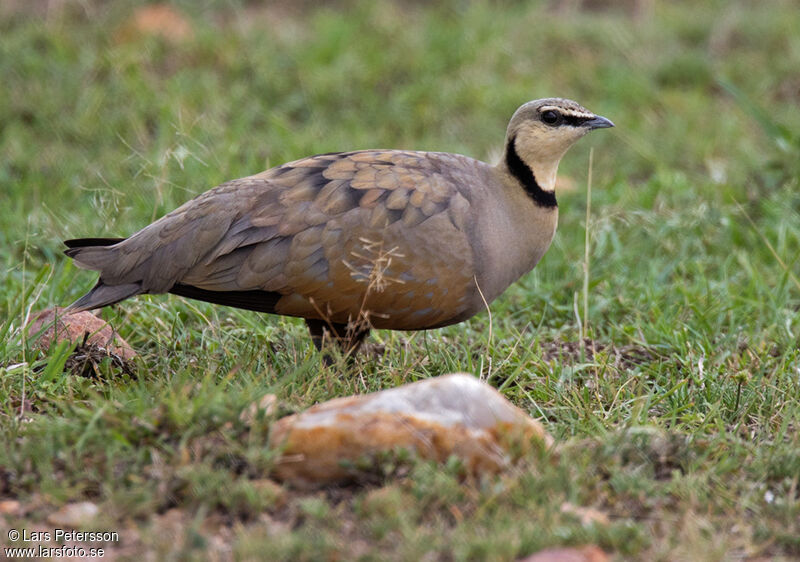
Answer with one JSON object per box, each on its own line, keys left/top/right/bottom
{"left": 559, "top": 502, "right": 610, "bottom": 526}
{"left": 519, "top": 546, "right": 609, "bottom": 562}
{"left": 240, "top": 394, "right": 278, "bottom": 424}
{"left": 27, "top": 307, "right": 136, "bottom": 360}
{"left": 269, "top": 373, "right": 552, "bottom": 487}
{"left": 115, "top": 4, "right": 194, "bottom": 44}
{"left": 47, "top": 501, "right": 99, "bottom": 528}
{"left": 0, "top": 500, "right": 21, "bottom": 515}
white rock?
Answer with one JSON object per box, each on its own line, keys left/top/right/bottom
{"left": 269, "top": 373, "right": 552, "bottom": 487}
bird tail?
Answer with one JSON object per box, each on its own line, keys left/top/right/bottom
{"left": 64, "top": 237, "right": 142, "bottom": 311}
{"left": 64, "top": 237, "right": 125, "bottom": 269}
{"left": 66, "top": 280, "right": 143, "bottom": 312}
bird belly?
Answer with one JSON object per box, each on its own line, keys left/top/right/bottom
{"left": 271, "top": 213, "right": 476, "bottom": 330}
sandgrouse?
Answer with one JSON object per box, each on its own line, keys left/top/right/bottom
{"left": 64, "top": 99, "right": 613, "bottom": 355}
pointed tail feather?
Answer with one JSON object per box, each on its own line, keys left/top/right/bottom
{"left": 66, "top": 281, "right": 143, "bottom": 312}
{"left": 64, "top": 237, "right": 126, "bottom": 270}
{"left": 63, "top": 238, "right": 141, "bottom": 311}
{"left": 64, "top": 237, "right": 126, "bottom": 249}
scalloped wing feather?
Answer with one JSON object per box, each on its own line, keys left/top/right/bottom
{"left": 80, "top": 150, "right": 483, "bottom": 330}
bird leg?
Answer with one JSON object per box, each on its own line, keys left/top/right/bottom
{"left": 305, "top": 318, "right": 370, "bottom": 363}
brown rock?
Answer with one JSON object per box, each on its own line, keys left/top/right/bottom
{"left": 27, "top": 307, "right": 136, "bottom": 360}
{"left": 519, "top": 546, "right": 609, "bottom": 562}
{"left": 269, "top": 373, "right": 552, "bottom": 487}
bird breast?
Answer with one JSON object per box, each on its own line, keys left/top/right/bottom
{"left": 466, "top": 169, "right": 559, "bottom": 304}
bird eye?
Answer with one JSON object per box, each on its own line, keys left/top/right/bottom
{"left": 542, "top": 110, "right": 560, "bottom": 125}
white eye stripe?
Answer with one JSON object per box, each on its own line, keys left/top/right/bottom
{"left": 539, "top": 106, "right": 594, "bottom": 120}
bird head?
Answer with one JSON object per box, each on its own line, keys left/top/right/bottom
{"left": 503, "top": 98, "right": 613, "bottom": 193}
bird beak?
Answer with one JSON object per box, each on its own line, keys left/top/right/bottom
{"left": 585, "top": 115, "right": 615, "bottom": 130}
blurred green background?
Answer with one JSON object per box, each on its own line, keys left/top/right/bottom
{"left": 1, "top": 1, "right": 799, "bottom": 560}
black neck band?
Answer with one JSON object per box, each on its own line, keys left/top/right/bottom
{"left": 505, "top": 135, "right": 557, "bottom": 208}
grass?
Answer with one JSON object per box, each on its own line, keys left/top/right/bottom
{"left": 2, "top": 0, "right": 800, "bottom": 559}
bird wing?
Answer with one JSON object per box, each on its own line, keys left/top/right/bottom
{"left": 82, "top": 150, "right": 480, "bottom": 330}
